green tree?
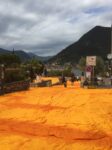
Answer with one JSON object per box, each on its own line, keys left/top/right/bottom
{"left": 78, "top": 57, "right": 86, "bottom": 71}
{"left": 0, "top": 54, "right": 21, "bottom": 67}
{"left": 26, "top": 58, "right": 44, "bottom": 74}
{"left": 23, "top": 58, "right": 44, "bottom": 81}
{"left": 95, "top": 57, "right": 105, "bottom": 75}
{"left": 78, "top": 56, "right": 105, "bottom": 75}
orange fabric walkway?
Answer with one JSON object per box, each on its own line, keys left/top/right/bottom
{"left": 0, "top": 78, "right": 112, "bottom": 150}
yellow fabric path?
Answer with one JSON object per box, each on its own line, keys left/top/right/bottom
{"left": 0, "top": 78, "right": 112, "bottom": 150}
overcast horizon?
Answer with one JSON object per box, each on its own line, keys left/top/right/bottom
{"left": 0, "top": 0, "right": 112, "bottom": 56}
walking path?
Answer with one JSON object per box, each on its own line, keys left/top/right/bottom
{"left": 0, "top": 78, "right": 112, "bottom": 150}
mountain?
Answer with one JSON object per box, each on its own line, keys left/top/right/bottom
{"left": 0, "top": 48, "right": 31, "bottom": 61}
{"left": 0, "top": 48, "right": 10, "bottom": 54}
{"left": 0, "top": 48, "right": 52, "bottom": 62}
{"left": 15, "top": 50, "right": 31, "bottom": 61}
{"left": 49, "top": 26, "right": 111, "bottom": 64}
{"left": 28, "top": 52, "right": 53, "bottom": 62}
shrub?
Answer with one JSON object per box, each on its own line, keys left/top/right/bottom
{"left": 4, "top": 68, "right": 27, "bottom": 83}
{"left": 48, "top": 69, "right": 72, "bottom": 77}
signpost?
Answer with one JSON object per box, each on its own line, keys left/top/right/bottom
{"left": 86, "top": 56, "right": 96, "bottom": 66}
{"left": 86, "top": 66, "right": 93, "bottom": 80}
{"left": 86, "top": 66, "right": 93, "bottom": 72}
{"left": 86, "top": 56, "right": 96, "bottom": 85}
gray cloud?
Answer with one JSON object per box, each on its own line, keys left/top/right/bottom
{"left": 0, "top": 0, "right": 112, "bottom": 56}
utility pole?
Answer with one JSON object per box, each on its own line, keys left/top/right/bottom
{"left": 107, "top": 25, "right": 112, "bottom": 61}
{"left": 111, "top": 24, "right": 112, "bottom": 85}
{"left": 107, "top": 24, "right": 112, "bottom": 86}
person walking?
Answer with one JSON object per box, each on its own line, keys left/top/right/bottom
{"left": 62, "top": 75, "right": 67, "bottom": 87}
{"left": 80, "top": 72, "right": 85, "bottom": 87}
{"left": 70, "top": 74, "right": 76, "bottom": 86}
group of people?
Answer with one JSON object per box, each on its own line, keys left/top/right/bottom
{"left": 59, "top": 73, "right": 76, "bottom": 87}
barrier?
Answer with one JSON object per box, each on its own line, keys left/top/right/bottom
{"left": 0, "top": 80, "right": 30, "bottom": 95}
{"left": 30, "top": 80, "right": 52, "bottom": 87}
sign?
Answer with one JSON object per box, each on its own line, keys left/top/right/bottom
{"left": 86, "top": 66, "right": 93, "bottom": 72}
{"left": 86, "top": 72, "right": 91, "bottom": 79}
{"left": 86, "top": 56, "right": 96, "bottom": 66}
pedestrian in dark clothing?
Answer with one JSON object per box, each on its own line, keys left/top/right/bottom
{"left": 70, "top": 74, "right": 76, "bottom": 86}
{"left": 94, "top": 77, "right": 98, "bottom": 86}
{"left": 62, "top": 76, "right": 67, "bottom": 87}
{"left": 83, "top": 78, "right": 89, "bottom": 88}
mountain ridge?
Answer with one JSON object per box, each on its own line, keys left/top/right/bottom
{"left": 48, "top": 26, "right": 111, "bottom": 64}
{"left": 0, "top": 48, "right": 52, "bottom": 62}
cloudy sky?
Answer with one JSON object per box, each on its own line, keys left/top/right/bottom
{"left": 0, "top": 0, "right": 112, "bottom": 56}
